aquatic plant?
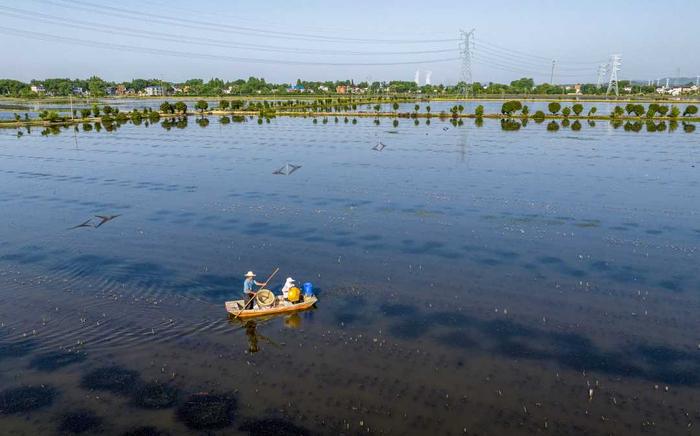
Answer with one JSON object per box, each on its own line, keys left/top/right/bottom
{"left": 80, "top": 366, "right": 142, "bottom": 395}
{"left": 131, "top": 382, "right": 179, "bottom": 409}
{"left": 239, "top": 418, "right": 311, "bottom": 436}
{"left": 121, "top": 426, "right": 170, "bottom": 436}
{"left": 0, "top": 385, "right": 57, "bottom": 414}
{"left": 29, "top": 351, "right": 86, "bottom": 372}
{"left": 546, "top": 121, "right": 560, "bottom": 131}
{"left": 0, "top": 339, "right": 36, "bottom": 360}
{"left": 176, "top": 392, "right": 237, "bottom": 430}
{"left": 58, "top": 409, "right": 103, "bottom": 434}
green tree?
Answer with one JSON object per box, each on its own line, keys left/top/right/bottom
{"left": 588, "top": 107, "right": 597, "bottom": 117}
{"left": 669, "top": 105, "right": 681, "bottom": 118}
{"left": 80, "top": 108, "right": 91, "bottom": 119}
{"left": 392, "top": 102, "right": 399, "bottom": 112}
{"left": 683, "top": 105, "right": 698, "bottom": 116}
{"left": 501, "top": 100, "right": 522, "bottom": 115}
{"left": 426, "top": 105, "right": 431, "bottom": 113}
{"left": 92, "top": 104, "right": 100, "bottom": 117}
{"left": 195, "top": 100, "right": 209, "bottom": 113}
{"left": 533, "top": 110, "right": 546, "bottom": 122}
{"left": 174, "top": 101, "right": 187, "bottom": 114}
{"left": 160, "top": 102, "right": 173, "bottom": 113}
{"left": 612, "top": 106, "right": 624, "bottom": 118}
{"left": 562, "top": 107, "right": 571, "bottom": 117}
{"left": 475, "top": 105, "right": 484, "bottom": 117}
{"left": 647, "top": 103, "right": 659, "bottom": 118}
{"left": 103, "top": 105, "right": 113, "bottom": 115}
{"left": 548, "top": 102, "right": 561, "bottom": 115}
{"left": 219, "top": 100, "right": 229, "bottom": 110}
{"left": 657, "top": 105, "right": 669, "bottom": 116}
{"left": 522, "top": 105, "right": 529, "bottom": 116}
{"left": 572, "top": 104, "right": 583, "bottom": 116}
{"left": 414, "top": 104, "right": 420, "bottom": 112}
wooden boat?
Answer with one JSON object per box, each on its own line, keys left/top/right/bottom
{"left": 225, "top": 295, "right": 318, "bottom": 319}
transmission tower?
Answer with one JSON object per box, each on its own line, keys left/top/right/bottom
{"left": 606, "top": 54, "right": 621, "bottom": 97}
{"left": 550, "top": 60, "right": 556, "bottom": 84}
{"left": 459, "top": 29, "right": 475, "bottom": 98}
{"left": 596, "top": 64, "right": 607, "bottom": 89}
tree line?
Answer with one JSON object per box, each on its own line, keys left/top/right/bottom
{"left": 4, "top": 75, "right": 698, "bottom": 98}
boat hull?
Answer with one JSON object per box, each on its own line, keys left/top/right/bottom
{"left": 225, "top": 296, "right": 317, "bottom": 318}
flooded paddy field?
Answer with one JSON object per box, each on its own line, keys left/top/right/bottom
{"left": 0, "top": 116, "right": 699, "bottom": 435}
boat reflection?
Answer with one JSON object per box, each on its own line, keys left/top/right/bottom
{"left": 230, "top": 312, "right": 310, "bottom": 353}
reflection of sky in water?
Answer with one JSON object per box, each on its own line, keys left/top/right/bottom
{"left": 0, "top": 117, "right": 699, "bottom": 434}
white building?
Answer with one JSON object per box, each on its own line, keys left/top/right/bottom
{"left": 30, "top": 84, "right": 45, "bottom": 93}
{"left": 143, "top": 86, "right": 164, "bottom": 96}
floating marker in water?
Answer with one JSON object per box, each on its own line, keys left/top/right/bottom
{"left": 372, "top": 141, "right": 386, "bottom": 151}
{"left": 273, "top": 163, "right": 302, "bottom": 176}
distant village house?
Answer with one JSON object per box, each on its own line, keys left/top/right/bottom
{"left": 143, "top": 86, "right": 164, "bottom": 96}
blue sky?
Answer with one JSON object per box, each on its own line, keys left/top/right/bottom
{"left": 1, "top": 0, "right": 698, "bottom": 84}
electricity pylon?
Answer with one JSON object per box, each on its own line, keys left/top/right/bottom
{"left": 596, "top": 64, "right": 607, "bottom": 89}
{"left": 459, "top": 29, "right": 475, "bottom": 98}
{"left": 606, "top": 54, "right": 621, "bottom": 97}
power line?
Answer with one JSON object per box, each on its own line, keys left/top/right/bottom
{"left": 473, "top": 44, "right": 597, "bottom": 72}
{"left": 0, "top": 6, "right": 458, "bottom": 56}
{"left": 473, "top": 37, "right": 607, "bottom": 65}
{"left": 50, "top": 0, "right": 460, "bottom": 44}
{"left": 0, "top": 25, "right": 461, "bottom": 66}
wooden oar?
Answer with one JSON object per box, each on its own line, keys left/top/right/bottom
{"left": 234, "top": 267, "right": 279, "bottom": 319}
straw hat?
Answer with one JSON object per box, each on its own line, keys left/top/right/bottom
{"left": 245, "top": 271, "right": 256, "bottom": 277}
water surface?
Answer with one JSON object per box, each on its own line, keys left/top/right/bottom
{"left": 0, "top": 116, "right": 698, "bottom": 434}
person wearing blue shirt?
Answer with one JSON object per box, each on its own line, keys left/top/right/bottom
{"left": 243, "top": 271, "right": 264, "bottom": 309}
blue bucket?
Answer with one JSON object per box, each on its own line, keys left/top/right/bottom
{"left": 303, "top": 282, "right": 314, "bottom": 296}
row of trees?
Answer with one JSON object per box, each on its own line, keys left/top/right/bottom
{"left": 5, "top": 75, "right": 698, "bottom": 98}
{"left": 494, "top": 100, "right": 698, "bottom": 119}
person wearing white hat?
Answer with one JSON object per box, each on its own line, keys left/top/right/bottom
{"left": 243, "top": 271, "right": 264, "bottom": 309}
{"left": 280, "top": 277, "right": 296, "bottom": 300}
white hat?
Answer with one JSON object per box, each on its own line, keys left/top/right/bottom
{"left": 245, "top": 271, "right": 256, "bottom": 277}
